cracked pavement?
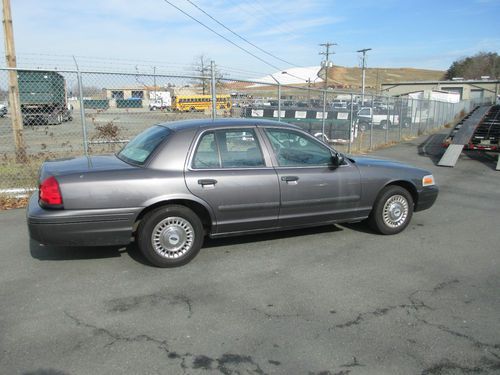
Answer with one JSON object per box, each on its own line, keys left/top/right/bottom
{"left": 1, "top": 131, "right": 499, "bottom": 374}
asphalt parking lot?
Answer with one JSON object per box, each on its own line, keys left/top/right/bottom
{"left": 1, "top": 131, "right": 499, "bottom": 375}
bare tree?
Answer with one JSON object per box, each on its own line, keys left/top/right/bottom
{"left": 191, "top": 54, "right": 225, "bottom": 94}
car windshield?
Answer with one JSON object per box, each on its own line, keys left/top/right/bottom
{"left": 117, "top": 126, "right": 171, "bottom": 165}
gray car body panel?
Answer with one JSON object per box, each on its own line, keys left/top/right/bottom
{"left": 27, "top": 118, "right": 438, "bottom": 246}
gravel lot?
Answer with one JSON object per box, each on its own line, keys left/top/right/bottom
{"left": 0, "top": 109, "right": 418, "bottom": 155}
{"left": 0, "top": 131, "right": 499, "bottom": 375}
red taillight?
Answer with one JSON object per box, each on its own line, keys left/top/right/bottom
{"left": 39, "top": 176, "right": 63, "bottom": 206}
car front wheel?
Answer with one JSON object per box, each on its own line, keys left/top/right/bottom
{"left": 368, "top": 185, "right": 413, "bottom": 235}
{"left": 137, "top": 205, "right": 204, "bottom": 267}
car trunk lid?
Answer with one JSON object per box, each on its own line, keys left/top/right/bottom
{"left": 39, "top": 154, "right": 136, "bottom": 182}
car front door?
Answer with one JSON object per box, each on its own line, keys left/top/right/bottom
{"left": 184, "top": 127, "right": 280, "bottom": 235}
{"left": 260, "top": 127, "right": 363, "bottom": 228}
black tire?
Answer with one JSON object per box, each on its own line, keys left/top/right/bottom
{"left": 368, "top": 185, "right": 414, "bottom": 235}
{"left": 137, "top": 205, "right": 204, "bottom": 267}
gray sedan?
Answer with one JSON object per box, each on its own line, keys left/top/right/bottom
{"left": 27, "top": 119, "right": 438, "bottom": 267}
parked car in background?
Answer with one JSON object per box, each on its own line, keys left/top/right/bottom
{"left": 149, "top": 99, "right": 171, "bottom": 111}
{"left": 331, "top": 100, "right": 348, "bottom": 110}
{"left": 356, "top": 107, "right": 409, "bottom": 130}
{"left": 0, "top": 103, "right": 7, "bottom": 117}
{"left": 27, "top": 119, "right": 438, "bottom": 268}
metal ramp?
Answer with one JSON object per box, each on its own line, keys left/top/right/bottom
{"left": 438, "top": 106, "right": 491, "bottom": 167}
{"left": 438, "top": 144, "right": 464, "bottom": 167}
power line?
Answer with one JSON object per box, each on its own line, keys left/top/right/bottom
{"left": 239, "top": 0, "right": 304, "bottom": 41}
{"left": 184, "top": 0, "right": 298, "bottom": 68}
{"left": 162, "top": 0, "right": 283, "bottom": 71}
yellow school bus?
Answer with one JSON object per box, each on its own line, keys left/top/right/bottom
{"left": 172, "top": 94, "right": 231, "bottom": 112}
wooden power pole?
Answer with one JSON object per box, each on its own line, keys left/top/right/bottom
{"left": 2, "top": 0, "right": 26, "bottom": 161}
{"left": 319, "top": 42, "right": 337, "bottom": 90}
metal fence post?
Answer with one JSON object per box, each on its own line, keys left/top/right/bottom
{"left": 432, "top": 99, "right": 437, "bottom": 129}
{"left": 410, "top": 99, "right": 416, "bottom": 134}
{"left": 398, "top": 97, "right": 403, "bottom": 141}
{"left": 277, "top": 83, "right": 281, "bottom": 122}
{"left": 369, "top": 95, "right": 374, "bottom": 150}
{"left": 348, "top": 93, "right": 354, "bottom": 153}
{"left": 385, "top": 95, "right": 389, "bottom": 143}
{"left": 73, "top": 56, "right": 88, "bottom": 157}
{"left": 322, "top": 90, "right": 327, "bottom": 142}
{"left": 418, "top": 99, "right": 423, "bottom": 135}
{"left": 210, "top": 60, "right": 216, "bottom": 120}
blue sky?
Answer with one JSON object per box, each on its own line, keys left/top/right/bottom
{"left": 3, "top": 0, "right": 500, "bottom": 77}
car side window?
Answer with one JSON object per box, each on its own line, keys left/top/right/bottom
{"left": 217, "top": 130, "right": 265, "bottom": 168}
{"left": 192, "top": 132, "right": 219, "bottom": 169}
{"left": 264, "top": 129, "right": 332, "bottom": 167}
{"left": 192, "top": 129, "right": 265, "bottom": 169}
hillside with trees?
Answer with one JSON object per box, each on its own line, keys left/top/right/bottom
{"left": 445, "top": 52, "right": 499, "bottom": 80}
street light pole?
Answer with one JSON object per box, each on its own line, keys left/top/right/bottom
{"left": 357, "top": 48, "right": 371, "bottom": 105}
{"left": 270, "top": 73, "right": 282, "bottom": 122}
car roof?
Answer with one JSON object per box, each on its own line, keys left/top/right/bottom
{"left": 157, "top": 118, "right": 301, "bottom": 132}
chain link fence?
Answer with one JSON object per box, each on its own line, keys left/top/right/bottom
{"left": 0, "top": 66, "right": 490, "bottom": 196}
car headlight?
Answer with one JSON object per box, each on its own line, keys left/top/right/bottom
{"left": 422, "top": 175, "right": 435, "bottom": 187}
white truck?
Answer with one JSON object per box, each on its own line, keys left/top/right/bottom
{"left": 149, "top": 91, "right": 172, "bottom": 111}
{"left": 356, "top": 107, "right": 405, "bottom": 130}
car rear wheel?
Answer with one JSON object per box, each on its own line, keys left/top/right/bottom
{"left": 137, "top": 205, "right": 204, "bottom": 267}
{"left": 368, "top": 185, "right": 413, "bottom": 235}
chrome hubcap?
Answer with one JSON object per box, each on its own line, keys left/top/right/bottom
{"left": 382, "top": 195, "right": 409, "bottom": 228}
{"left": 151, "top": 217, "right": 194, "bottom": 259}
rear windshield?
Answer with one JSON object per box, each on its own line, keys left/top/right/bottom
{"left": 117, "top": 126, "right": 171, "bottom": 165}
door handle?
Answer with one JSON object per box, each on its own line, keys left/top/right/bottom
{"left": 198, "top": 179, "right": 218, "bottom": 186}
{"left": 281, "top": 176, "right": 299, "bottom": 182}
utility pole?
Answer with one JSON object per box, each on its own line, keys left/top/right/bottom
{"left": 319, "top": 42, "right": 337, "bottom": 90}
{"left": 357, "top": 48, "right": 371, "bottom": 104}
{"left": 2, "top": 0, "right": 26, "bottom": 161}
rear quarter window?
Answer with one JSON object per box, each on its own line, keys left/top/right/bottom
{"left": 118, "top": 126, "right": 171, "bottom": 165}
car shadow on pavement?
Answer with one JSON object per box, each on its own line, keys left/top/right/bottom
{"left": 203, "top": 224, "right": 343, "bottom": 249}
{"left": 29, "top": 224, "right": 374, "bottom": 265}
{"left": 29, "top": 239, "right": 151, "bottom": 266}
{"left": 339, "top": 220, "right": 378, "bottom": 234}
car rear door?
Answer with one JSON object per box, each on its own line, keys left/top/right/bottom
{"left": 184, "top": 126, "right": 280, "bottom": 235}
{"left": 260, "top": 127, "right": 362, "bottom": 228}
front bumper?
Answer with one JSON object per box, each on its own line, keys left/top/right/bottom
{"left": 414, "top": 185, "right": 439, "bottom": 212}
{"left": 27, "top": 194, "right": 141, "bottom": 246}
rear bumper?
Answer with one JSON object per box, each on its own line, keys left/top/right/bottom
{"left": 415, "top": 186, "right": 439, "bottom": 212}
{"left": 26, "top": 194, "right": 141, "bottom": 246}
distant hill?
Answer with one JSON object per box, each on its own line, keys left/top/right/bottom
{"left": 325, "top": 65, "right": 445, "bottom": 91}
{"left": 253, "top": 65, "right": 445, "bottom": 92}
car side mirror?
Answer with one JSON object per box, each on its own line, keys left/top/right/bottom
{"left": 330, "top": 152, "right": 344, "bottom": 168}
